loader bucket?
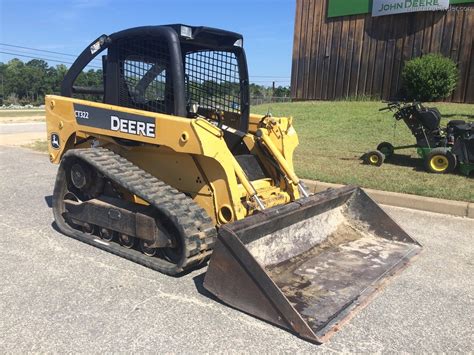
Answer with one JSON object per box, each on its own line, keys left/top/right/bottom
{"left": 203, "top": 186, "right": 421, "bottom": 343}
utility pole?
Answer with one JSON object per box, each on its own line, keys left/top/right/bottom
{"left": 272, "top": 81, "right": 275, "bottom": 102}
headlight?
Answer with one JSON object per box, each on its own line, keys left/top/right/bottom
{"left": 180, "top": 26, "right": 193, "bottom": 39}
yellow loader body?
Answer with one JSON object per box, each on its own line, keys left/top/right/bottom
{"left": 46, "top": 95, "right": 300, "bottom": 225}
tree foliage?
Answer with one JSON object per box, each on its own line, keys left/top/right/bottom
{"left": 0, "top": 58, "right": 290, "bottom": 106}
{"left": 249, "top": 83, "right": 290, "bottom": 98}
{"left": 0, "top": 58, "right": 103, "bottom": 105}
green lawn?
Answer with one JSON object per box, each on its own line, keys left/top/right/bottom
{"left": 253, "top": 101, "right": 474, "bottom": 202}
{"left": 23, "top": 139, "right": 48, "bottom": 152}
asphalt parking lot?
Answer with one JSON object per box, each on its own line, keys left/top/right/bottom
{"left": 0, "top": 145, "right": 473, "bottom": 352}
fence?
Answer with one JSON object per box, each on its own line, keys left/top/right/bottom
{"left": 250, "top": 97, "right": 292, "bottom": 106}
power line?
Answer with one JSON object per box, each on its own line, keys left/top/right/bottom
{"left": 0, "top": 49, "right": 95, "bottom": 67}
{"left": 0, "top": 50, "right": 75, "bottom": 65}
{"left": 0, "top": 43, "right": 101, "bottom": 62}
{"left": 0, "top": 43, "right": 289, "bottom": 76}
{"left": 250, "top": 75, "right": 290, "bottom": 78}
{"left": 0, "top": 43, "right": 79, "bottom": 57}
{"left": 0, "top": 51, "right": 287, "bottom": 84}
{"left": 0, "top": 43, "right": 290, "bottom": 80}
{"left": 0, "top": 43, "right": 102, "bottom": 64}
{"left": 250, "top": 80, "right": 290, "bottom": 83}
{"left": 0, "top": 50, "right": 101, "bottom": 69}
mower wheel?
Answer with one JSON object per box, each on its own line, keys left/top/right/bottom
{"left": 377, "top": 142, "right": 395, "bottom": 157}
{"left": 364, "top": 150, "right": 385, "bottom": 167}
{"left": 424, "top": 148, "right": 457, "bottom": 174}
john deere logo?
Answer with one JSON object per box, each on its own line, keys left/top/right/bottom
{"left": 372, "top": 0, "right": 448, "bottom": 16}
{"left": 51, "top": 133, "right": 60, "bottom": 149}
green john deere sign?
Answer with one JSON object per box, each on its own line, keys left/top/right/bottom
{"left": 327, "top": 1, "right": 372, "bottom": 18}
{"left": 327, "top": 0, "right": 473, "bottom": 17}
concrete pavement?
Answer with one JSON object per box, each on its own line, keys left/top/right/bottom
{"left": 0, "top": 122, "right": 46, "bottom": 145}
{"left": 0, "top": 146, "right": 473, "bottom": 352}
{"left": 0, "top": 122, "right": 46, "bottom": 134}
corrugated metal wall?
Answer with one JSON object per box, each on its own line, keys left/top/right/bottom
{"left": 291, "top": 0, "right": 474, "bottom": 103}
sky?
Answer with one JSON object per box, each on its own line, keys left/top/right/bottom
{"left": 0, "top": 0, "right": 296, "bottom": 86}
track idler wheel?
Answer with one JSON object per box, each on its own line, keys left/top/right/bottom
{"left": 67, "top": 160, "right": 104, "bottom": 198}
{"left": 70, "top": 163, "right": 90, "bottom": 189}
{"left": 99, "top": 228, "right": 115, "bottom": 242}
{"left": 119, "top": 233, "right": 135, "bottom": 248}
{"left": 82, "top": 223, "right": 95, "bottom": 235}
{"left": 140, "top": 240, "right": 158, "bottom": 257}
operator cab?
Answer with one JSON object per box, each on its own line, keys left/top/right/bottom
{"left": 61, "top": 24, "right": 250, "bottom": 134}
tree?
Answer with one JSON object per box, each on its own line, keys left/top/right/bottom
{"left": 249, "top": 83, "right": 265, "bottom": 98}
{"left": 4, "top": 59, "right": 27, "bottom": 100}
{"left": 25, "top": 59, "right": 49, "bottom": 103}
{"left": 0, "top": 62, "right": 6, "bottom": 103}
{"left": 0, "top": 59, "right": 104, "bottom": 105}
{"left": 274, "top": 86, "right": 290, "bottom": 97}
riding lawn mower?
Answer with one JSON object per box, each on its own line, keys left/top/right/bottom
{"left": 364, "top": 101, "right": 474, "bottom": 175}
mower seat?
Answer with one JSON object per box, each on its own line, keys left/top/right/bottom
{"left": 448, "top": 120, "right": 473, "bottom": 136}
{"left": 448, "top": 120, "right": 466, "bottom": 126}
{"left": 415, "top": 107, "right": 441, "bottom": 132}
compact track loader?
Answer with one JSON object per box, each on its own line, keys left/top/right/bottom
{"left": 45, "top": 25, "right": 421, "bottom": 343}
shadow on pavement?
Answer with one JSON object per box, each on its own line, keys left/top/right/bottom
{"left": 45, "top": 195, "right": 53, "bottom": 208}
{"left": 192, "top": 271, "right": 222, "bottom": 303}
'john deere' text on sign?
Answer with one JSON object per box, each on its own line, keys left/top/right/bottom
{"left": 372, "top": 0, "right": 449, "bottom": 16}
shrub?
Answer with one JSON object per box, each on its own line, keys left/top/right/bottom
{"left": 401, "top": 54, "right": 459, "bottom": 101}
{"left": 4, "top": 93, "right": 19, "bottom": 105}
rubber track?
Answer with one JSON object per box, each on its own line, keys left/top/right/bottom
{"left": 54, "top": 147, "right": 217, "bottom": 275}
